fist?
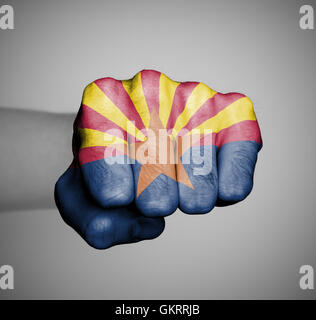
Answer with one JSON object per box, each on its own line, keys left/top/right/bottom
{"left": 55, "top": 69, "right": 262, "bottom": 249}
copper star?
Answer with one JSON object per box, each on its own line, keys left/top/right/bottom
{"left": 130, "top": 110, "right": 194, "bottom": 198}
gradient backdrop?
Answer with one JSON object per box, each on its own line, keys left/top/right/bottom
{"left": 0, "top": 0, "right": 315, "bottom": 299}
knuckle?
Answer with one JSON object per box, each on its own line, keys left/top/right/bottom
{"left": 96, "top": 185, "right": 134, "bottom": 207}
{"left": 218, "top": 183, "right": 252, "bottom": 202}
{"left": 137, "top": 197, "right": 178, "bottom": 217}
{"left": 179, "top": 197, "right": 215, "bottom": 214}
{"left": 84, "top": 214, "right": 115, "bottom": 249}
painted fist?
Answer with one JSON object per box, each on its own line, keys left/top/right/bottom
{"left": 55, "top": 70, "right": 262, "bottom": 249}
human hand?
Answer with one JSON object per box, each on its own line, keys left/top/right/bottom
{"left": 55, "top": 69, "right": 262, "bottom": 249}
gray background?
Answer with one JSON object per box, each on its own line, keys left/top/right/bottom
{"left": 0, "top": 0, "right": 316, "bottom": 299}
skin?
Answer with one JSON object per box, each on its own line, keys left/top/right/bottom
{"left": 0, "top": 107, "right": 165, "bottom": 249}
{"left": 0, "top": 70, "right": 262, "bottom": 250}
{"left": 0, "top": 107, "right": 74, "bottom": 211}
{"left": 55, "top": 70, "right": 262, "bottom": 249}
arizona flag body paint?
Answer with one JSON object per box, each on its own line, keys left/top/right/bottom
{"left": 72, "top": 69, "right": 262, "bottom": 199}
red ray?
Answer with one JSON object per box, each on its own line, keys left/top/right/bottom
{"left": 181, "top": 92, "right": 245, "bottom": 133}
{"left": 141, "top": 69, "right": 161, "bottom": 114}
{"left": 166, "top": 82, "right": 199, "bottom": 131}
{"left": 94, "top": 77, "right": 146, "bottom": 130}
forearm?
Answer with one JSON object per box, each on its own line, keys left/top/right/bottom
{"left": 0, "top": 108, "right": 75, "bottom": 212}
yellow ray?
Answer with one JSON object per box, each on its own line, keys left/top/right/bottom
{"left": 159, "top": 73, "right": 180, "bottom": 128}
{"left": 82, "top": 82, "right": 146, "bottom": 141}
{"left": 172, "top": 83, "right": 217, "bottom": 136}
{"left": 78, "top": 128, "right": 127, "bottom": 149}
{"left": 190, "top": 96, "right": 256, "bottom": 134}
{"left": 122, "top": 72, "right": 150, "bottom": 128}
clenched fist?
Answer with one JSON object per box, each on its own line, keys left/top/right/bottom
{"left": 55, "top": 70, "right": 262, "bottom": 249}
